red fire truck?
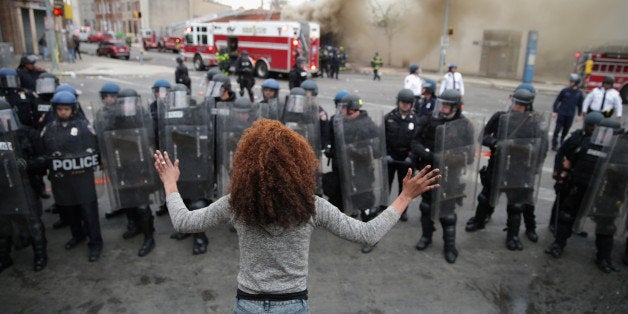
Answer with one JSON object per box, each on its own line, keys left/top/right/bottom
{"left": 140, "top": 29, "right": 183, "bottom": 53}
{"left": 181, "top": 21, "right": 320, "bottom": 78}
{"left": 574, "top": 50, "right": 628, "bottom": 104}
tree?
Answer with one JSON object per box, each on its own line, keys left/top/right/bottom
{"left": 369, "top": 0, "right": 404, "bottom": 66}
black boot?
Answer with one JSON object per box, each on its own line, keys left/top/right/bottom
{"left": 192, "top": 233, "right": 208, "bottom": 255}
{"left": 30, "top": 221, "right": 47, "bottom": 272}
{"left": 595, "top": 234, "right": 618, "bottom": 273}
{"left": 0, "top": 237, "right": 13, "bottom": 273}
{"left": 505, "top": 205, "right": 523, "bottom": 251}
{"left": 415, "top": 203, "right": 434, "bottom": 251}
{"left": 441, "top": 214, "right": 458, "bottom": 264}
{"left": 523, "top": 205, "right": 538, "bottom": 243}
{"left": 137, "top": 207, "right": 155, "bottom": 257}
{"left": 545, "top": 242, "right": 564, "bottom": 258}
{"left": 122, "top": 211, "right": 141, "bottom": 239}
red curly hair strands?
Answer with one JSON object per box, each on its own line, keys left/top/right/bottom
{"left": 229, "top": 119, "right": 319, "bottom": 228}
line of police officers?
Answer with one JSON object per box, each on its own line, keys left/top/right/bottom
{"left": 1, "top": 64, "right": 626, "bottom": 274}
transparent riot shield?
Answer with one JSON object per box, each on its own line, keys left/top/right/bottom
{"left": 96, "top": 97, "right": 158, "bottom": 211}
{"left": 159, "top": 91, "right": 214, "bottom": 201}
{"left": 215, "top": 101, "right": 260, "bottom": 197}
{"left": 0, "top": 121, "right": 32, "bottom": 215}
{"left": 431, "top": 117, "right": 484, "bottom": 220}
{"left": 574, "top": 131, "right": 628, "bottom": 234}
{"left": 490, "top": 111, "right": 550, "bottom": 207}
{"left": 333, "top": 109, "right": 389, "bottom": 217}
{"left": 282, "top": 94, "right": 323, "bottom": 195}
{"left": 259, "top": 98, "right": 281, "bottom": 120}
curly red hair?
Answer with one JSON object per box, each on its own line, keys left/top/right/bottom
{"left": 228, "top": 119, "right": 319, "bottom": 228}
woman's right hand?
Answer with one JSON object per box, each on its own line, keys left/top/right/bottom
{"left": 154, "top": 150, "right": 180, "bottom": 195}
{"left": 401, "top": 165, "right": 440, "bottom": 199}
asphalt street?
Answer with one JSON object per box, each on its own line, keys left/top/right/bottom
{"left": 0, "top": 48, "right": 626, "bottom": 313}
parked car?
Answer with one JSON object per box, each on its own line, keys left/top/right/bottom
{"left": 96, "top": 40, "right": 130, "bottom": 60}
{"left": 72, "top": 26, "right": 91, "bottom": 42}
{"left": 88, "top": 31, "right": 114, "bottom": 43}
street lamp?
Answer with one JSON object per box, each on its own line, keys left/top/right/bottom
{"left": 438, "top": 0, "right": 449, "bottom": 75}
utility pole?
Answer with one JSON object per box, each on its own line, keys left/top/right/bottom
{"left": 438, "top": 0, "right": 449, "bottom": 75}
{"left": 45, "top": 0, "right": 58, "bottom": 71}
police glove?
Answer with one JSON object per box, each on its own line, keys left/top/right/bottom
{"left": 403, "top": 156, "right": 413, "bottom": 167}
{"left": 417, "top": 148, "right": 434, "bottom": 165}
{"left": 323, "top": 145, "right": 334, "bottom": 159}
{"left": 16, "top": 158, "right": 28, "bottom": 171}
{"left": 482, "top": 136, "right": 498, "bottom": 150}
{"left": 384, "top": 155, "right": 394, "bottom": 164}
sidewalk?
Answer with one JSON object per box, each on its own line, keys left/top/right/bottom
{"left": 349, "top": 63, "right": 566, "bottom": 94}
{"left": 40, "top": 53, "right": 172, "bottom": 78}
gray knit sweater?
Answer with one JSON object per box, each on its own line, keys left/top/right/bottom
{"left": 166, "top": 192, "right": 401, "bottom": 295}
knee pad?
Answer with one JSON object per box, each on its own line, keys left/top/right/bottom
{"left": 189, "top": 199, "right": 210, "bottom": 210}
{"left": 508, "top": 203, "right": 525, "bottom": 214}
{"left": 419, "top": 202, "right": 431, "bottom": 215}
{"left": 440, "top": 213, "right": 457, "bottom": 225}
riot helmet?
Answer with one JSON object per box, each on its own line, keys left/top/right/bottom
{"left": 333, "top": 90, "right": 349, "bottom": 107}
{"left": 261, "top": 78, "right": 279, "bottom": 100}
{"left": 409, "top": 64, "right": 420, "bottom": 74}
{"left": 602, "top": 76, "right": 615, "bottom": 87}
{"left": 210, "top": 74, "right": 232, "bottom": 98}
{"left": 286, "top": 87, "right": 307, "bottom": 113}
{"left": 35, "top": 73, "right": 59, "bottom": 95}
{"left": 569, "top": 73, "right": 581, "bottom": 85}
{"left": 421, "top": 79, "right": 436, "bottom": 95}
{"left": 591, "top": 117, "right": 622, "bottom": 147}
{"left": 241, "top": 50, "right": 249, "bottom": 57}
{"left": 0, "top": 68, "right": 20, "bottom": 89}
{"left": 168, "top": 84, "right": 190, "bottom": 109}
{"left": 152, "top": 79, "right": 171, "bottom": 100}
{"left": 232, "top": 97, "right": 255, "bottom": 122}
{"left": 397, "top": 88, "right": 415, "bottom": 104}
{"left": 515, "top": 83, "right": 536, "bottom": 97}
{"left": 510, "top": 88, "right": 535, "bottom": 112}
{"left": 205, "top": 68, "right": 222, "bottom": 82}
{"left": 55, "top": 84, "right": 79, "bottom": 97}
{"left": 176, "top": 56, "right": 183, "bottom": 64}
{"left": 20, "top": 55, "right": 37, "bottom": 67}
{"left": 116, "top": 88, "right": 140, "bottom": 116}
{"left": 51, "top": 91, "right": 78, "bottom": 119}
{"left": 339, "top": 94, "right": 363, "bottom": 113}
{"left": 434, "top": 89, "right": 462, "bottom": 120}
{"left": 583, "top": 111, "right": 604, "bottom": 135}
{"left": 296, "top": 56, "right": 306, "bottom": 65}
{"left": 301, "top": 80, "right": 318, "bottom": 96}
{"left": 0, "top": 99, "right": 20, "bottom": 131}
{"left": 99, "top": 82, "right": 121, "bottom": 105}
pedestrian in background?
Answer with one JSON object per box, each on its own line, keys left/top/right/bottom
{"left": 371, "top": 52, "right": 383, "bottom": 81}
{"left": 154, "top": 119, "right": 440, "bottom": 313}
{"left": 66, "top": 34, "right": 76, "bottom": 63}
{"left": 551, "top": 74, "right": 583, "bottom": 150}
{"left": 73, "top": 35, "right": 82, "bottom": 61}
{"left": 439, "top": 63, "right": 464, "bottom": 97}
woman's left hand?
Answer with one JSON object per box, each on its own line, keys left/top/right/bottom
{"left": 154, "top": 150, "right": 180, "bottom": 194}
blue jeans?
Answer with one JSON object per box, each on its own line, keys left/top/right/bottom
{"left": 233, "top": 299, "right": 309, "bottom": 314}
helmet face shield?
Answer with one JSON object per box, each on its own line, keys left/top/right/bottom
{"left": 36, "top": 77, "right": 57, "bottom": 94}
{"left": 433, "top": 99, "right": 457, "bottom": 119}
{"left": 590, "top": 125, "right": 616, "bottom": 147}
{"left": 168, "top": 90, "right": 189, "bottom": 109}
{"left": 1, "top": 75, "right": 19, "bottom": 89}
{"left": 285, "top": 95, "right": 306, "bottom": 113}
{"left": 154, "top": 87, "right": 169, "bottom": 100}
{"left": 0, "top": 108, "right": 19, "bottom": 131}
{"left": 116, "top": 96, "right": 138, "bottom": 116}
{"left": 209, "top": 82, "right": 224, "bottom": 98}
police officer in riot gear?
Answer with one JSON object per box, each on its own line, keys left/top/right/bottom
{"left": 258, "top": 78, "right": 281, "bottom": 120}
{"left": 205, "top": 68, "right": 222, "bottom": 86}
{"left": 289, "top": 56, "right": 308, "bottom": 89}
{"left": 385, "top": 89, "right": 419, "bottom": 222}
{"left": 235, "top": 50, "right": 255, "bottom": 102}
{"left": 42, "top": 91, "right": 103, "bottom": 262}
{"left": 466, "top": 88, "right": 549, "bottom": 251}
{"left": 40, "top": 84, "right": 88, "bottom": 128}
{"left": 212, "top": 74, "right": 237, "bottom": 103}
{"left": 95, "top": 88, "right": 157, "bottom": 257}
{"left": 549, "top": 112, "right": 604, "bottom": 234}
{"left": 159, "top": 83, "right": 213, "bottom": 255}
{"left": 325, "top": 93, "right": 389, "bottom": 253}
{"left": 301, "top": 80, "right": 330, "bottom": 150}
{"left": 0, "top": 67, "right": 38, "bottom": 127}
{"left": 147, "top": 80, "right": 172, "bottom": 217}
{"left": 546, "top": 118, "right": 623, "bottom": 273}
{"left": 32, "top": 73, "right": 59, "bottom": 130}
{"left": 415, "top": 79, "right": 437, "bottom": 117}
{"left": 16, "top": 55, "right": 45, "bottom": 91}
{"left": 411, "top": 89, "right": 476, "bottom": 263}
{"left": 0, "top": 99, "right": 49, "bottom": 272}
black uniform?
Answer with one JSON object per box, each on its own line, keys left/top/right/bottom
{"left": 288, "top": 65, "right": 307, "bottom": 90}
{"left": 16, "top": 68, "right": 43, "bottom": 92}
{"left": 41, "top": 116, "right": 102, "bottom": 258}
{"left": 235, "top": 56, "right": 255, "bottom": 102}
{"left": 384, "top": 107, "right": 418, "bottom": 212}
{"left": 175, "top": 64, "right": 191, "bottom": 93}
